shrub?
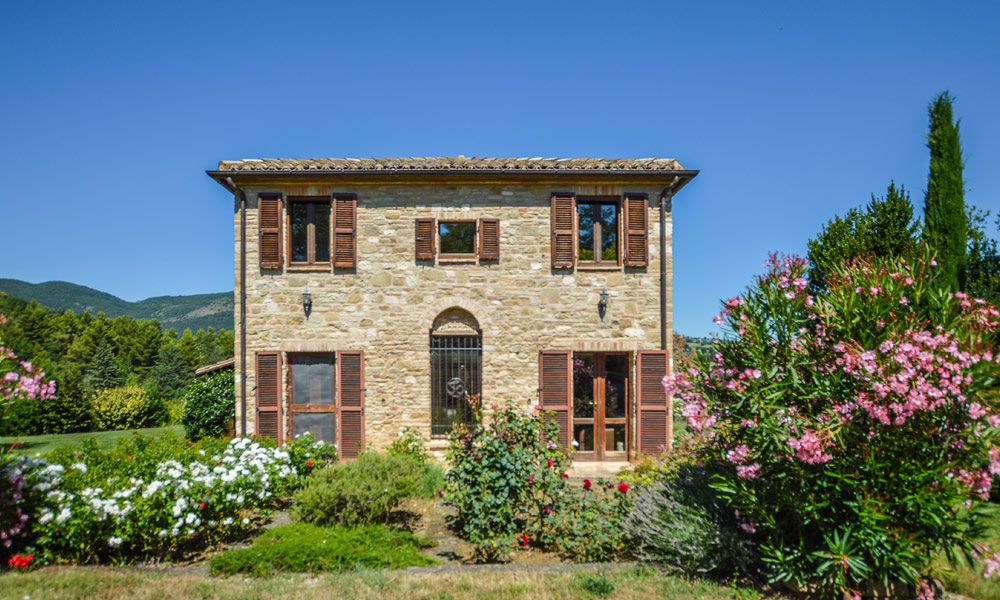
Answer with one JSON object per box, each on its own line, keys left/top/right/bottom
{"left": 8, "top": 432, "right": 333, "bottom": 564}
{"left": 387, "top": 426, "right": 429, "bottom": 463}
{"left": 180, "top": 371, "right": 234, "bottom": 441}
{"left": 626, "top": 465, "right": 755, "bottom": 575}
{"left": 444, "top": 403, "right": 570, "bottom": 562}
{"left": 91, "top": 386, "right": 156, "bottom": 431}
{"left": 209, "top": 522, "right": 436, "bottom": 576}
{"left": 284, "top": 432, "right": 338, "bottom": 477}
{"left": 0, "top": 322, "right": 56, "bottom": 560}
{"left": 665, "top": 250, "right": 1000, "bottom": 597}
{"left": 419, "top": 461, "right": 446, "bottom": 500}
{"left": 292, "top": 452, "right": 423, "bottom": 527}
{"left": 546, "top": 480, "right": 634, "bottom": 563}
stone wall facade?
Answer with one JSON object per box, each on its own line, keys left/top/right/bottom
{"left": 233, "top": 180, "right": 673, "bottom": 455}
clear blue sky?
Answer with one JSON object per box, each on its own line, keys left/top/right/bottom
{"left": 2, "top": 1, "right": 998, "bottom": 337}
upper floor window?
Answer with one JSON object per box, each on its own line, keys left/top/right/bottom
{"left": 415, "top": 218, "right": 499, "bottom": 262}
{"left": 439, "top": 221, "right": 477, "bottom": 257}
{"left": 577, "top": 198, "right": 619, "bottom": 264}
{"left": 551, "top": 193, "right": 648, "bottom": 269}
{"left": 289, "top": 198, "right": 331, "bottom": 265}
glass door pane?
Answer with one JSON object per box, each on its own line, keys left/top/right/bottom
{"left": 573, "top": 354, "right": 596, "bottom": 454}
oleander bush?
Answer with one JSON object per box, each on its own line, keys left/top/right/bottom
{"left": 292, "top": 452, "right": 423, "bottom": 527}
{"left": 180, "top": 370, "right": 235, "bottom": 441}
{"left": 665, "top": 250, "right": 1000, "bottom": 598}
{"left": 444, "top": 403, "right": 570, "bottom": 562}
{"left": 92, "top": 386, "right": 157, "bottom": 431}
{"left": 209, "top": 522, "right": 436, "bottom": 576}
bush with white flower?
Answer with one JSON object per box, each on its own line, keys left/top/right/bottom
{"left": 6, "top": 431, "right": 334, "bottom": 564}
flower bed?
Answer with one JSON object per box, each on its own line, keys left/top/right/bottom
{"left": 2, "top": 432, "right": 335, "bottom": 565}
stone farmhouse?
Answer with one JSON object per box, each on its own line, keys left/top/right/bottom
{"left": 208, "top": 157, "right": 698, "bottom": 461}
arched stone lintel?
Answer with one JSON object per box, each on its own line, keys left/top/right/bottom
{"left": 422, "top": 296, "right": 491, "bottom": 331}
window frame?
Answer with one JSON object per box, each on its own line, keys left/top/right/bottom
{"left": 437, "top": 219, "right": 479, "bottom": 260}
{"left": 429, "top": 330, "right": 483, "bottom": 438}
{"left": 287, "top": 352, "right": 337, "bottom": 447}
{"left": 575, "top": 196, "right": 622, "bottom": 267}
{"left": 287, "top": 196, "right": 332, "bottom": 267}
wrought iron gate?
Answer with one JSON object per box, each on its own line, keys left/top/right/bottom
{"left": 430, "top": 333, "right": 482, "bottom": 437}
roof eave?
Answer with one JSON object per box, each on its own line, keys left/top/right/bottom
{"left": 207, "top": 168, "right": 699, "bottom": 188}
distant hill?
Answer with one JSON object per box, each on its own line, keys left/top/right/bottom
{"left": 0, "top": 279, "right": 233, "bottom": 333}
{"left": 674, "top": 334, "right": 716, "bottom": 361}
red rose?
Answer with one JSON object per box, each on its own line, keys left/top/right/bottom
{"left": 546, "top": 458, "right": 553, "bottom": 468}
{"left": 527, "top": 476, "right": 534, "bottom": 485}
{"left": 561, "top": 473, "right": 568, "bottom": 478}
{"left": 491, "top": 403, "right": 499, "bottom": 409}
{"left": 518, "top": 534, "right": 528, "bottom": 547}
{"left": 583, "top": 479, "right": 592, "bottom": 490}
{"left": 188, "top": 441, "right": 194, "bottom": 446}
{"left": 542, "top": 506, "right": 551, "bottom": 515}
{"left": 618, "top": 483, "right": 629, "bottom": 494}
{"left": 198, "top": 502, "right": 205, "bottom": 510}
{"left": 307, "top": 459, "right": 313, "bottom": 468}
{"left": 438, "top": 490, "right": 444, "bottom": 498}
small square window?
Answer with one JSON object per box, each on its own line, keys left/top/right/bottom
{"left": 439, "top": 221, "right": 476, "bottom": 256}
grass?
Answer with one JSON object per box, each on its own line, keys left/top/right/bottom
{"left": 1, "top": 425, "right": 183, "bottom": 457}
{"left": 931, "top": 511, "right": 1000, "bottom": 600}
{"left": 209, "top": 523, "right": 437, "bottom": 576}
{"left": 0, "top": 566, "right": 763, "bottom": 600}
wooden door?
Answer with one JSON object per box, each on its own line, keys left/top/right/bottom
{"left": 572, "top": 353, "right": 629, "bottom": 461}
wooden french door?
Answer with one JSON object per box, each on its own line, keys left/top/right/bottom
{"left": 572, "top": 353, "right": 629, "bottom": 461}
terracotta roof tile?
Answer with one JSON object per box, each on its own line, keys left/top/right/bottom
{"left": 216, "top": 156, "right": 687, "bottom": 173}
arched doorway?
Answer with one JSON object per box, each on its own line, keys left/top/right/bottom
{"left": 430, "top": 308, "right": 482, "bottom": 438}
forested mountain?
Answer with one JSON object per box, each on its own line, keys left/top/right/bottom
{"left": 0, "top": 279, "right": 233, "bottom": 332}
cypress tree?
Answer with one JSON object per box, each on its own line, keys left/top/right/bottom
{"left": 923, "top": 91, "right": 966, "bottom": 291}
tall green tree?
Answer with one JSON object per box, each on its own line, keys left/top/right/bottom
{"left": 923, "top": 91, "right": 966, "bottom": 291}
{"left": 807, "top": 182, "right": 919, "bottom": 292}
{"left": 966, "top": 208, "right": 1000, "bottom": 304}
{"left": 150, "top": 343, "right": 193, "bottom": 399}
{"left": 86, "top": 337, "right": 125, "bottom": 392}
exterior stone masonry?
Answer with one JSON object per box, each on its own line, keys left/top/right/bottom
{"left": 221, "top": 169, "right": 689, "bottom": 458}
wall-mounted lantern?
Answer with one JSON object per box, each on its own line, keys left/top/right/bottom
{"left": 302, "top": 288, "right": 312, "bottom": 318}
{"left": 598, "top": 289, "right": 609, "bottom": 320}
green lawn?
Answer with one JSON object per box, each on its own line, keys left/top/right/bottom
{"left": 1, "top": 425, "right": 184, "bottom": 457}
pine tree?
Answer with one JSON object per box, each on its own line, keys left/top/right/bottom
{"left": 86, "top": 337, "right": 125, "bottom": 392}
{"left": 150, "top": 343, "right": 193, "bottom": 399}
{"left": 923, "top": 91, "right": 967, "bottom": 291}
{"left": 807, "top": 182, "right": 919, "bottom": 292}
{"left": 177, "top": 329, "right": 201, "bottom": 371}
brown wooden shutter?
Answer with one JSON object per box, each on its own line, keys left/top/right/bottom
{"left": 333, "top": 195, "right": 357, "bottom": 268}
{"left": 478, "top": 218, "right": 500, "bottom": 261}
{"left": 551, "top": 194, "right": 576, "bottom": 268}
{"left": 415, "top": 218, "right": 436, "bottom": 260}
{"left": 258, "top": 195, "right": 283, "bottom": 269}
{"left": 337, "top": 350, "right": 365, "bottom": 460}
{"left": 624, "top": 194, "right": 649, "bottom": 267}
{"left": 539, "top": 350, "right": 572, "bottom": 449}
{"left": 636, "top": 350, "right": 670, "bottom": 455}
{"left": 255, "top": 351, "right": 283, "bottom": 445}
